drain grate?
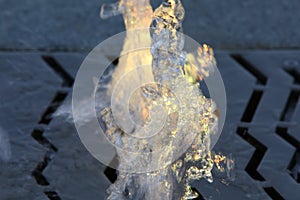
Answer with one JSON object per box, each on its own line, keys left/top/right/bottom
{"left": 2, "top": 51, "right": 300, "bottom": 199}
{"left": 45, "top": 52, "right": 300, "bottom": 199}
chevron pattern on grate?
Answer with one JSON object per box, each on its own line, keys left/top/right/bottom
{"left": 1, "top": 51, "right": 300, "bottom": 199}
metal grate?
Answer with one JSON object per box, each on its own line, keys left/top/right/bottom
{"left": 1, "top": 51, "right": 300, "bottom": 199}
{"left": 29, "top": 52, "right": 300, "bottom": 199}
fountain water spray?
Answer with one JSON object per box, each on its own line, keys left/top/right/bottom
{"left": 97, "top": 0, "right": 230, "bottom": 199}
{"left": 69, "top": 0, "right": 230, "bottom": 199}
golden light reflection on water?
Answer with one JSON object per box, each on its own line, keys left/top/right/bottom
{"left": 100, "top": 0, "right": 233, "bottom": 199}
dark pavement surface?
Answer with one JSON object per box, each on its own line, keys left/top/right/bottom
{"left": 1, "top": 0, "right": 300, "bottom": 50}
{"left": 1, "top": 1, "right": 300, "bottom": 200}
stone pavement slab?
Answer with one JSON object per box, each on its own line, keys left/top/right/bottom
{"left": 0, "top": 53, "right": 61, "bottom": 200}
{"left": 1, "top": 0, "right": 299, "bottom": 50}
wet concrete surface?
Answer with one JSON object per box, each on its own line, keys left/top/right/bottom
{"left": 0, "top": 0, "right": 299, "bottom": 50}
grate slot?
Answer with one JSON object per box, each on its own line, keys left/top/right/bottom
{"left": 285, "top": 68, "right": 300, "bottom": 84}
{"left": 263, "top": 187, "right": 285, "bottom": 200}
{"left": 191, "top": 187, "right": 205, "bottom": 200}
{"left": 32, "top": 151, "right": 55, "bottom": 186}
{"left": 280, "top": 90, "right": 300, "bottom": 122}
{"left": 104, "top": 156, "right": 119, "bottom": 183}
{"left": 231, "top": 54, "right": 267, "bottom": 85}
{"left": 276, "top": 127, "right": 300, "bottom": 183}
{"left": 276, "top": 127, "right": 300, "bottom": 149}
{"left": 38, "top": 92, "right": 68, "bottom": 125}
{"left": 42, "top": 55, "right": 74, "bottom": 87}
{"left": 104, "top": 167, "right": 118, "bottom": 183}
{"left": 31, "top": 128, "right": 58, "bottom": 152}
{"left": 44, "top": 191, "right": 62, "bottom": 200}
{"left": 237, "top": 127, "right": 266, "bottom": 181}
{"left": 240, "top": 90, "right": 263, "bottom": 122}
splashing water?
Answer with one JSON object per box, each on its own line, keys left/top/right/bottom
{"left": 67, "top": 0, "right": 235, "bottom": 199}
